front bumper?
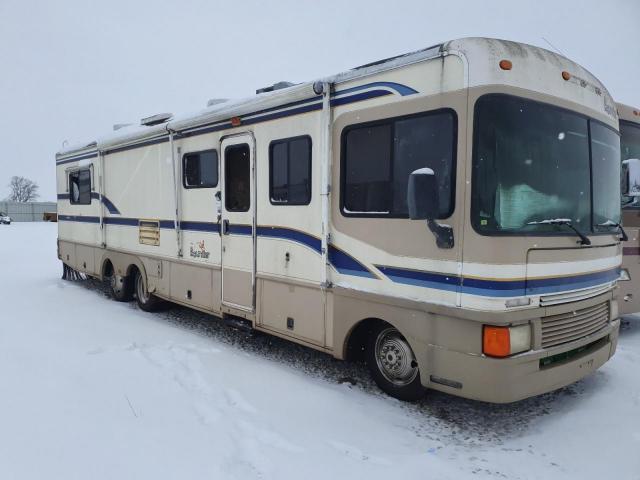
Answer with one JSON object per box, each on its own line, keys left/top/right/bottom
{"left": 423, "top": 318, "right": 619, "bottom": 403}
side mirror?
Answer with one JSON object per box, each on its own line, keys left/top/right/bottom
{"left": 407, "top": 168, "right": 454, "bottom": 249}
{"left": 623, "top": 158, "right": 640, "bottom": 197}
{"left": 407, "top": 168, "right": 440, "bottom": 220}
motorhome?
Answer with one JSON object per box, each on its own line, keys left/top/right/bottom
{"left": 56, "top": 38, "right": 623, "bottom": 403}
{"left": 618, "top": 103, "right": 640, "bottom": 315}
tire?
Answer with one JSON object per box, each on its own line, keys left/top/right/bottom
{"left": 134, "top": 269, "right": 163, "bottom": 312}
{"left": 366, "top": 322, "right": 425, "bottom": 401}
{"left": 108, "top": 273, "right": 133, "bottom": 302}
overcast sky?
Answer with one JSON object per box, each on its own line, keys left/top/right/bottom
{"left": 1, "top": 0, "right": 638, "bottom": 201}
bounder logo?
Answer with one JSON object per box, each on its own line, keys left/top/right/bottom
{"left": 189, "top": 240, "right": 210, "bottom": 259}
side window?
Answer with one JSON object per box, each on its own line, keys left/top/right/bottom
{"left": 183, "top": 150, "right": 218, "bottom": 188}
{"left": 269, "top": 136, "right": 312, "bottom": 205}
{"left": 225, "top": 144, "right": 250, "bottom": 212}
{"left": 69, "top": 168, "right": 92, "bottom": 205}
{"left": 342, "top": 110, "right": 456, "bottom": 218}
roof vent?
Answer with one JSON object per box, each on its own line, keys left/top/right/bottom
{"left": 207, "top": 98, "right": 228, "bottom": 107}
{"left": 113, "top": 123, "right": 132, "bottom": 131}
{"left": 256, "top": 81, "right": 296, "bottom": 95}
{"left": 140, "top": 113, "right": 173, "bottom": 126}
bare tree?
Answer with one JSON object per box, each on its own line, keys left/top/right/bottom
{"left": 7, "top": 176, "right": 39, "bottom": 202}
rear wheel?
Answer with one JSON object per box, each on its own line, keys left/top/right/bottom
{"left": 134, "top": 269, "right": 163, "bottom": 312}
{"left": 107, "top": 272, "right": 133, "bottom": 302}
{"left": 366, "top": 323, "right": 424, "bottom": 401}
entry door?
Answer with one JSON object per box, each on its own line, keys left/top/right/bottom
{"left": 220, "top": 134, "right": 256, "bottom": 312}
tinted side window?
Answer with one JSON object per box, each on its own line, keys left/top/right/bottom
{"left": 269, "top": 136, "right": 312, "bottom": 205}
{"left": 69, "top": 169, "right": 92, "bottom": 205}
{"left": 343, "top": 124, "right": 391, "bottom": 213}
{"left": 342, "top": 111, "right": 456, "bottom": 218}
{"left": 183, "top": 150, "right": 218, "bottom": 188}
{"left": 225, "top": 144, "right": 250, "bottom": 212}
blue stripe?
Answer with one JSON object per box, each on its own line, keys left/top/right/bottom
{"left": 330, "top": 90, "right": 391, "bottom": 107}
{"left": 58, "top": 215, "right": 100, "bottom": 224}
{"left": 100, "top": 196, "right": 121, "bottom": 215}
{"left": 257, "top": 226, "right": 321, "bottom": 252}
{"left": 102, "top": 217, "right": 175, "bottom": 229}
{"left": 159, "top": 220, "right": 176, "bottom": 229}
{"left": 329, "top": 245, "right": 376, "bottom": 278}
{"left": 104, "top": 217, "right": 138, "bottom": 226}
{"left": 333, "top": 81, "right": 418, "bottom": 97}
{"left": 228, "top": 224, "right": 252, "bottom": 235}
{"left": 54, "top": 213, "right": 618, "bottom": 297}
{"left": 180, "top": 221, "right": 220, "bottom": 233}
{"left": 58, "top": 193, "right": 121, "bottom": 215}
{"left": 525, "top": 268, "right": 619, "bottom": 295}
{"left": 375, "top": 265, "right": 460, "bottom": 292}
{"left": 376, "top": 264, "right": 619, "bottom": 297}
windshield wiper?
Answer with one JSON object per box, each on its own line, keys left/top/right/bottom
{"left": 527, "top": 218, "right": 591, "bottom": 245}
{"left": 597, "top": 220, "right": 628, "bottom": 241}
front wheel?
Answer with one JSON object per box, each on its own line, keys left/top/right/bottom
{"left": 366, "top": 323, "right": 424, "bottom": 401}
{"left": 134, "top": 270, "right": 163, "bottom": 312}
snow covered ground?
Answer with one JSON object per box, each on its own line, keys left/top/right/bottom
{"left": 0, "top": 222, "right": 638, "bottom": 480}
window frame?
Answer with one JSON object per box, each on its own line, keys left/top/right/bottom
{"left": 268, "top": 135, "right": 313, "bottom": 206}
{"left": 182, "top": 148, "right": 219, "bottom": 189}
{"left": 68, "top": 167, "right": 93, "bottom": 205}
{"left": 339, "top": 108, "right": 458, "bottom": 219}
{"left": 470, "top": 93, "right": 621, "bottom": 237}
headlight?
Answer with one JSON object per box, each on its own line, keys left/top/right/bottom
{"left": 619, "top": 268, "right": 631, "bottom": 281}
{"left": 483, "top": 324, "right": 532, "bottom": 357}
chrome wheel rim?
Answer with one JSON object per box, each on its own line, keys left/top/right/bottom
{"left": 374, "top": 327, "right": 418, "bottom": 386}
{"left": 136, "top": 274, "right": 149, "bottom": 303}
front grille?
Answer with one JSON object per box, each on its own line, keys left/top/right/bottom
{"left": 541, "top": 302, "right": 609, "bottom": 348}
{"left": 539, "top": 284, "right": 613, "bottom": 306}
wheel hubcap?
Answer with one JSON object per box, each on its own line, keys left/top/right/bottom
{"left": 375, "top": 327, "right": 418, "bottom": 386}
{"left": 110, "top": 275, "right": 119, "bottom": 292}
{"left": 136, "top": 274, "right": 149, "bottom": 303}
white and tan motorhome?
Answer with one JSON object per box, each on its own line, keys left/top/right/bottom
{"left": 56, "top": 38, "right": 623, "bottom": 403}
{"left": 618, "top": 103, "right": 640, "bottom": 315}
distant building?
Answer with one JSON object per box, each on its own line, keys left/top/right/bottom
{"left": 0, "top": 201, "right": 57, "bottom": 222}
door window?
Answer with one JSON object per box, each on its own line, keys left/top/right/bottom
{"left": 225, "top": 144, "right": 251, "bottom": 212}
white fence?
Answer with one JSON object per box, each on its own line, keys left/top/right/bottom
{"left": 0, "top": 201, "right": 57, "bottom": 222}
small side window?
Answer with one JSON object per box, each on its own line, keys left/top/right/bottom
{"left": 69, "top": 169, "right": 92, "bottom": 205}
{"left": 183, "top": 150, "right": 219, "bottom": 188}
{"left": 269, "top": 136, "right": 312, "bottom": 205}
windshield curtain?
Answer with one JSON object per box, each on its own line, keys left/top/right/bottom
{"left": 472, "top": 94, "right": 621, "bottom": 235}
{"left": 621, "top": 121, "right": 640, "bottom": 209}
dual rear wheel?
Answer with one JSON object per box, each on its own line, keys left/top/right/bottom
{"left": 107, "top": 268, "right": 162, "bottom": 312}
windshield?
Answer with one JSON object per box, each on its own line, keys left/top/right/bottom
{"left": 621, "top": 120, "right": 640, "bottom": 208}
{"left": 472, "top": 95, "right": 621, "bottom": 235}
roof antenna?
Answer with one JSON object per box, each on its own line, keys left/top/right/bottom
{"left": 541, "top": 37, "right": 566, "bottom": 57}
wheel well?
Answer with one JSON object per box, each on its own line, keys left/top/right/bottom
{"left": 126, "top": 264, "right": 140, "bottom": 278}
{"left": 101, "top": 259, "right": 114, "bottom": 279}
{"left": 345, "top": 318, "right": 388, "bottom": 362}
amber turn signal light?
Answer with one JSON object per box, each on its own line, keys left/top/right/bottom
{"left": 483, "top": 326, "right": 511, "bottom": 357}
{"left": 562, "top": 71, "right": 571, "bottom": 81}
{"left": 499, "top": 60, "right": 512, "bottom": 71}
